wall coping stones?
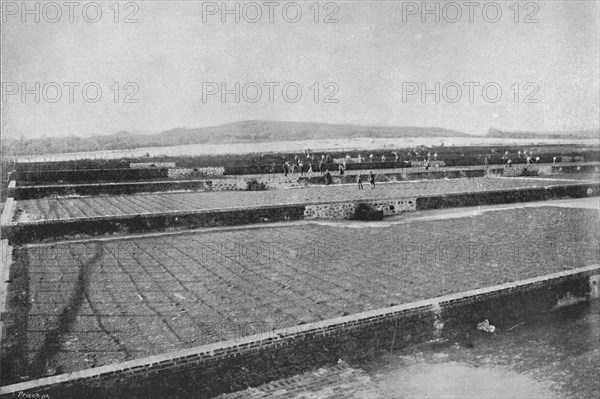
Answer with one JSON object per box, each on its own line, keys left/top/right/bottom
{"left": 1, "top": 264, "right": 598, "bottom": 396}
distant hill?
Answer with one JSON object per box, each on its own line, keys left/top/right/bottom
{"left": 2, "top": 120, "right": 468, "bottom": 156}
{"left": 486, "top": 128, "right": 599, "bottom": 140}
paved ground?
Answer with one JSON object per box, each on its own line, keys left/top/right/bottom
{"left": 12, "top": 176, "right": 596, "bottom": 223}
{"left": 2, "top": 201, "right": 598, "bottom": 381}
{"left": 220, "top": 301, "right": 600, "bottom": 399}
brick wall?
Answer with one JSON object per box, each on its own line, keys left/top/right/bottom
{"left": 1, "top": 265, "right": 597, "bottom": 399}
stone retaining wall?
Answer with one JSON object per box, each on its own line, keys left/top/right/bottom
{"left": 12, "top": 179, "right": 250, "bottom": 200}
{"left": 304, "top": 198, "right": 417, "bottom": 219}
{"left": 301, "top": 168, "right": 487, "bottom": 186}
{"left": 2, "top": 205, "right": 307, "bottom": 244}
{"left": 130, "top": 162, "right": 176, "bottom": 169}
{"left": 167, "top": 167, "right": 225, "bottom": 178}
{"left": 553, "top": 164, "right": 600, "bottom": 174}
{"left": 3, "top": 183, "right": 599, "bottom": 244}
{"left": 416, "top": 182, "right": 598, "bottom": 211}
{"left": 210, "top": 179, "right": 247, "bottom": 191}
{"left": 11, "top": 163, "right": 599, "bottom": 200}
{"left": 10, "top": 181, "right": 210, "bottom": 200}
{"left": 15, "top": 168, "right": 169, "bottom": 184}
{"left": 1, "top": 265, "right": 597, "bottom": 399}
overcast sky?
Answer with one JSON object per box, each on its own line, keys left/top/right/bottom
{"left": 1, "top": 0, "right": 598, "bottom": 139}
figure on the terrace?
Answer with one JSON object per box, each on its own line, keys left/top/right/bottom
{"left": 324, "top": 169, "right": 332, "bottom": 185}
{"left": 357, "top": 174, "right": 363, "bottom": 189}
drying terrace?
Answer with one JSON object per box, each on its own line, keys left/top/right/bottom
{"left": 11, "top": 176, "right": 595, "bottom": 223}
{"left": 2, "top": 203, "right": 598, "bottom": 383}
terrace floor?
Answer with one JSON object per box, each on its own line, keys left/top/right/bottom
{"left": 11, "top": 175, "right": 597, "bottom": 223}
{"left": 2, "top": 198, "right": 599, "bottom": 382}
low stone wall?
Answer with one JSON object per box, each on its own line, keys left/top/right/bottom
{"left": 304, "top": 202, "right": 357, "bottom": 219}
{"left": 130, "top": 162, "right": 176, "bottom": 169}
{"left": 1, "top": 265, "right": 597, "bottom": 399}
{"left": 13, "top": 163, "right": 598, "bottom": 200}
{"left": 501, "top": 165, "right": 539, "bottom": 177}
{"left": 210, "top": 179, "right": 247, "bottom": 191}
{"left": 167, "top": 167, "right": 225, "bottom": 178}
{"left": 10, "top": 181, "right": 211, "bottom": 200}
{"left": 4, "top": 183, "right": 599, "bottom": 244}
{"left": 3, "top": 205, "right": 307, "bottom": 244}
{"left": 301, "top": 168, "right": 486, "bottom": 186}
{"left": 15, "top": 168, "right": 169, "bottom": 184}
{"left": 167, "top": 168, "right": 193, "bottom": 178}
{"left": 561, "top": 156, "right": 586, "bottom": 163}
{"left": 262, "top": 176, "right": 306, "bottom": 189}
{"left": 12, "top": 179, "right": 250, "bottom": 200}
{"left": 416, "top": 182, "right": 599, "bottom": 211}
{"left": 304, "top": 198, "right": 417, "bottom": 219}
{"left": 553, "top": 164, "right": 600, "bottom": 174}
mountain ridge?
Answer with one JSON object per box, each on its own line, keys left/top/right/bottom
{"left": 2, "top": 120, "right": 468, "bottom": 156}
{"left": 3, "top": 121, "right": 598, "bottom": 156}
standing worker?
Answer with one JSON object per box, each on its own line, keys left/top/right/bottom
{"left": 357, "top": 174, "right": 363, "bottom": 189}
